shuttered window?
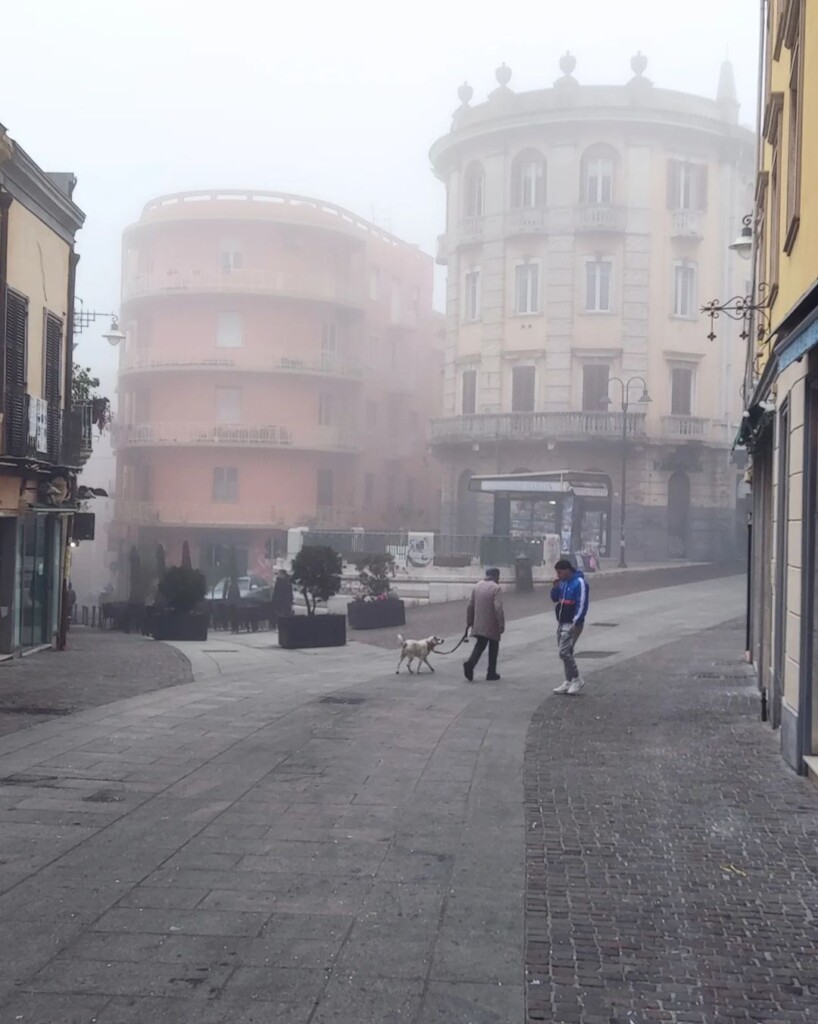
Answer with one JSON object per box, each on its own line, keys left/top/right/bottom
{"left": 5, "top": 290, "right": 28, "bottom": 457}
{"left": 44, "top": 313, "right": 63, "bottom": 462}
{"left": 666, "top": 160, "right": 708, "bottom": 211}
{"left": 511, "top": 366, "right": 536, "bottom": 412}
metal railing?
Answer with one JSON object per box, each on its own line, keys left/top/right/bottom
{"left": 122, "top": 268, "right": 366, "bottom": 308}
{"left": 429, "top": 410, "right": 646, "bottom": 444}
{"left": 120, "top": 346, "right": 363, "bottom": 379}
{"left": 576, "top": 204, "right": 626, "bottom": 232}
{"left": 113, "top": 421, "right": 360, "bottom": 452}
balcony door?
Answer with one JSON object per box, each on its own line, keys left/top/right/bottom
{"left": 582, "top": 364, "right": 609, "bottom": 412}
{"left": 511, "top": 366, "right": 536, "bottom": 413}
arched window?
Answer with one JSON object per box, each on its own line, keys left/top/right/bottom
{"left": 463, "top": 162, "right": 485, "bottom": 218}
{"left": 511, "top": 150, "right": 546, "bottom": 208}
{"left": 581, "top": 144, "right": 618, "bottom": 204}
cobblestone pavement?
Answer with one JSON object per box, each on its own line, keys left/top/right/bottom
{"left": 525, "top": 618, "right": 818, "bottom": 1024}
{"left": 0, "top": 630, "right": 192, "bottom": 737}
{"left": 354, "top": 563, "right": 740, "bottom": 649}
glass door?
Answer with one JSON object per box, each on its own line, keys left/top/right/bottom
{"left": 19, "top": 514, "right": 52, "bottom": 648}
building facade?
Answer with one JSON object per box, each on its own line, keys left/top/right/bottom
{"left": 110, "top": 190, "right": 442, "bottom": 585}
{"left": 0, "top": 125, "right": 93, "bottom": 652}
{"left": 429, "top": 55, "right": 755, "bottom": 562}
{"left": 743, "top": 0, "right": 818, "bottom": 776}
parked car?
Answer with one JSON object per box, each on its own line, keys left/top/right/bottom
{"left": 207, "top": 575, "right": 272, "bottom": 602}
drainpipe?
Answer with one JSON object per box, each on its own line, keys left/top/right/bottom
{"left": 0, "top": 190, "right": 12, "bottom": 425}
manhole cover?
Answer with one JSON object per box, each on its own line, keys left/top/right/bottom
{"left": 575, "top": 651, "right": 619, "bottom": 659}
{"left": 319, "top": 695, "right": 367, "bottom": 706}
{"left": 592, "top": 622, "right": 619, "bottom": 628}
{"left": 83, "top": 789, "right": 123, "bottom": 803}
{"left": 0, "top": 706, "right": 72, "bottom": 716}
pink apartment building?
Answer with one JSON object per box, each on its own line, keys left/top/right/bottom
{"left": 110, "top": 190, "right": 442, "bottom": 584}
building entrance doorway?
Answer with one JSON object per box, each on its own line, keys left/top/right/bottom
{"left": 667, "top": 471, "right": 691, "bottom": 558}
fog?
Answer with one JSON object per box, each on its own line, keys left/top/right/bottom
{"left": 4, "top": 0, "right": 758, "bottom": 393}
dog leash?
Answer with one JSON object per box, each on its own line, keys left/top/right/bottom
{"left": 434, "top": 628, "right": 471, "bottom": 656}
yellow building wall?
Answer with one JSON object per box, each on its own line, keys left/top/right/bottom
{"left": 6, "top": 202, "right": 72, "bottom": 403}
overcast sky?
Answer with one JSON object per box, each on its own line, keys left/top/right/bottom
{"left": 2, "top": 0, "right": 760, "bottom": 392}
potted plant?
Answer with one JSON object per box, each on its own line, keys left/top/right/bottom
{"left": 278, "top": 545, "right": 346, "bottom": 649}
{"left": 347, "top": 553, "right": 405, "bottom": 630}
{"left": 151, "top": 563, "right": 208, "bottom": 642}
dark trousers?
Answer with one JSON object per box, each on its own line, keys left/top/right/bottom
{"left": 464, "top": 635, "right": 499, "bottom": 676}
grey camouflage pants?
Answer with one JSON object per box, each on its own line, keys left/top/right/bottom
{"left": 557, "top": 623, "right": 583, "bottom": 681}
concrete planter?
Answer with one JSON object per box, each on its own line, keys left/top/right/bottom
{"left": 278, "top": 614, "right": 346, "bottom": 649}
{"left": 151, "top": 611, "right": 208, "bottom": 642}
{"left": 347, "top": 597, "right": 406, "bottom": 631}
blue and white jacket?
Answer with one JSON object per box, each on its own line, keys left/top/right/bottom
{"left": 550, "top": 570, "right": 590, "bottom": 626}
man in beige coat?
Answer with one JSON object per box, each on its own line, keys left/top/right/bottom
{"left": 463, "top": 568, "right": 505, "bottom": 682}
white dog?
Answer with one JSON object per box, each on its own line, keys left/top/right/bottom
{"left": 395, "top": 634, "right": 445, "bottom": 674}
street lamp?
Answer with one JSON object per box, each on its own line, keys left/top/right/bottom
{"left": 73, "top": 298, "right": 124, "bottom": 341}
{"left": 728, "top": 213, "right": 753, "bottom": 261}
{"left": 602, "top": 376, "right": 651, "bottom": 569}
{"left": 701, "top": 214, "right": 771, "bottom": 345}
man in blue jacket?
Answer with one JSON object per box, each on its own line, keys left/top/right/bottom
{"left": 550, "top": 559, "right": 590, "bottom": 695}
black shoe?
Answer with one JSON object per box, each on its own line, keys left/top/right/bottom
{"left": 486, "top": 673, "right": 501, "bottom": 681}
{"left": 463, "top": 662, "right": 474, "bottom": 682}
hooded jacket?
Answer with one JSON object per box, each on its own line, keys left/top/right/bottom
{"left": 550, "top": 570, "right": 589, "bottom": 626}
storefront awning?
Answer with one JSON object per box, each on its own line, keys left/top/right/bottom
{"left": 772, "top": 277, "right": 818, "bottom": 373}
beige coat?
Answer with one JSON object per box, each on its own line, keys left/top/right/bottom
{"left": 467, "top": 579, "right": 505, "bottom": 641}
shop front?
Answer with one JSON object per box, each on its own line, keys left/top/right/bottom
{"left": 15, "top": 510, "right": 66, "bottom": 651}
{"left": 468, "top": 470, "right": 613, "bottom": 565}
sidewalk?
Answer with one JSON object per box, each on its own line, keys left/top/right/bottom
{"left": 0, "top": 576, "right": 815, "bottom": 1023}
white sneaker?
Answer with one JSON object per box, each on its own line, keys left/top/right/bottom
{"left": 553, "top": 681, "right": 571, "bottom": 694}
{"left": 567, "top": 677, "right": 586, "bottom": 695}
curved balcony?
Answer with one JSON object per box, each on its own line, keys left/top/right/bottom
{"left": 115, "top": 500, "right": 283, "bottom": 529}
{"left": 430, "top": 410, "right": 646, "bottom": 445}
{"left": 575, "top": 204, "right": 626, "bottom": 233}
{"left": 114, "top": 500, "right": 359, "bottom": 530}
{"left": 121, "top": 268, "right": 365, "bottom": 310}
{"left": 113, "top": 422, "right": 360, "bottom": 453}
{"left": 119, "top": 346, "right": 363, "bottom": 381}
{"left": 671, "top": 210, "right": 704, "bottom": 240}
{"left": 506, "top": 208, "right": 546, "bottom": 235}
{"left": 661, "top": 415, "right": 734, "bottom": 445}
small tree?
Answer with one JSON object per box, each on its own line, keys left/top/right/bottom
{"left": 128, "top": 546, "right": 146, "bottom": 604}
{"left": 181, "top": 540, "right": 193, "bottom": 571}
{"left": 158, "top": 566, "right": 207, "bottom": 614}
{"left": 291, "top": 545, "right": 341, "bottom": 615}
{"left": 354, "top": 553, "right": 395, "bottom": 600}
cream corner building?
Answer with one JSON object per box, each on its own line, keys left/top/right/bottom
{"left": 429, "top": 54, "right": 755, "bottom": 562}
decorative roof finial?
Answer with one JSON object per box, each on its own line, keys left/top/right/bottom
{"left": 495, "top": 62, "right": 512, "bottom": 88}
{"left": 457, "top": 81, "right": 474, "bottom": 106}
{"left": 560, "top": 51, "right": 577, "bottom": 78}
{"left": 555, "top": 51, "right": 579, "bottom": 89}
{"left": 717, "top": 58, "right": 739, "bottom": 122}
{"left": 631, "top": 51, "right": 648, "bottom": 78}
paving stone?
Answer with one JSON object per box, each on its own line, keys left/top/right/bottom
{"left": 20, "top": 958, "right": 234, "bottom": 998}
{"left": 524, "top": 619, "right": 818, "bottom": 1023}
{"left": 419, "top": 980, "right": 523, "bottom": 1023}
{"left": 0, "top": 992, "right": 109, "bottom": 1023}
{"left": 309, "top": 976, "right": 424, "bottom": 1023}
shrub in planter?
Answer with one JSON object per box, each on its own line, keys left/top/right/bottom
{"left": 278, "top": 545, "right": 346, "bottom": 649}
{"left": 348, "top": 595, "right": 406, "bottom": 630}
{"left": 152, "top": 566, "right": 208, "bottom": 641}
{"left": 347, "top": 553, "right": 405, "bottom": 629}
{"left": 434, "top": 554, "right": 473, "bottom": 568}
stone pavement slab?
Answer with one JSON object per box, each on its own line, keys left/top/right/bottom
{"left": 1, "top": 575, "right": 811, "bottom": 1024}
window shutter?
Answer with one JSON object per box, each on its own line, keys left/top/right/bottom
{"left": 667, "top": 160, "right": 680, "bottom": 209}
{"left": 44, "top": 313, "right": 63, "bottom": 461}
{"left": 512, "top": 366, "right": 536, "bottom": 412}
{"left": 5, "top": 290, "right": 28, "bottom": 457}
{"left": 697, "top": 165, "right": 708, "bottom": 211}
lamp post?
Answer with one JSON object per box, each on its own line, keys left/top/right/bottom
{"left": 603, "top": 376, "right": 651, "bottom": 569}
{"left": 74, "top": 298, "right": 125, "bottom": 344}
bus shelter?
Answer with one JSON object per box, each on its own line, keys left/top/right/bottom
{"left": 468, "top": 470, "right": 613, "bottom": 563}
